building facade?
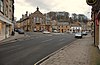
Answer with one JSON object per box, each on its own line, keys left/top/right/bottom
{"left": 92, "top": 0, "right": 100, "bottom": 49}
{"left": 57, "top": 21, "right": 69, "bottom": 33}
{"left": 16, "top": 7, "right": 46, "bottom": 32}
{"left": 47, "top": 11, "right": 70, "bottom": 33}
{"left": 0, "top": 0, "right": 14, "bottom": 41}
{"left": 30, "top": 7, "right": 46, "bottom": 32}
{"left": 87, "top": 0, "right": 100, "bottom": 49}
{"left": 16, "top": 8, "right": 71, "bottom": 33}
{"left": 95, "top": 11, "right": 100, "bottom": 49}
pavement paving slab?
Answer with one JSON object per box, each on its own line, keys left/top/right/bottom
{"left": 38, "top": 34, "right": 93, "bottom": 65}
{"left": 0, "top": 32, "right": 28, "bottom": 45}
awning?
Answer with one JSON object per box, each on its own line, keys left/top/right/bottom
{"left": 0, "top": 15, "right": 13, "bottom": 25}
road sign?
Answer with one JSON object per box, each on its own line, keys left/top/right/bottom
{"left": 86, "top": 0, "right": 97, "bottom": 6}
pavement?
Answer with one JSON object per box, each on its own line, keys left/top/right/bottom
{"left": 0, "top": 32, "right": 29, "bottom": 45}
{"left": 35, "top": 33, "right": 94, "bottom": 65}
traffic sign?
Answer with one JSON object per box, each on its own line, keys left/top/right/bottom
{"left": 86, "top": 0, "right": 97, "bottom": 6}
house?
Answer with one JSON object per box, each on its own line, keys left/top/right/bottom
{"left": 16, "top": 7, "right": 46, "bottom": 32}
{"left": 70, "top": 21, "right": 82, "bottom": 33}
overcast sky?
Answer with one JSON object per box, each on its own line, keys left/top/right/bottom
{"left": 14, "top": 0, "right": 92, "bottom": 20}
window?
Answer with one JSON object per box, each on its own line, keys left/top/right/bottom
{"left": 5, "top": 5, "right": 8, "bottom": 17}
{"left": 9, "top": 0, "right": 12, "bottom": 7}
{"left": 34, "top": 17, "right": 36, "bottom": 22}
{"left": 6, "top": 0, "right": 8, "bottom": 2}
{"left": 40, "top": 18, "right": 42, "bottom": 23}
{"left": 37, "top": 17, "right": 39, "bottom": 22}
{"left": 9, "top": 9, "right": 11, "bottom": 12}
{"left": 0, "top": 0, "right": 4, "bottom": 12}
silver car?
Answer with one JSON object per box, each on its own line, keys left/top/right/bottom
{"left": 75, "top": 32, "right": 82, "bottom": 38}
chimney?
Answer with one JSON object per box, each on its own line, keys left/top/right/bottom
{"left": 25, "top": 11, "right": 28, "bottom": 17}
{"left": 22, "top": 14, "right": 24, "bottom": 19}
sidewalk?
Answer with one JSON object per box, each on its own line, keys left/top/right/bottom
{"left": 0, "top": 32, "right": 28, "bottom": 45}
{"left": 36, "top": 34, "right": 94, "bottom": 65}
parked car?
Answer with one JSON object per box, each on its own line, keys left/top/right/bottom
{"left": 53, "top": 30, "right": 59, "bottom": 33}
{"left": 33, "top": 28, "right": 37, "bottom": 32}
{"left": 82, "top": 31, "right": 87, "bottom": 35}
{"left": 43, "top": 30, "right": 50, "bottom": 34}
{"left": 16, "top": 29, "right": 24, "bottom": 34}
{"left": 75, "top": 32, "right": 82, "bottom": 38}
{"left": 15, "top": 29, "right": 19, "bottom": 32}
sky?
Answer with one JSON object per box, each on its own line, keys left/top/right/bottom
{"left": 14, "top": 0, "right": 92, "bottom": 20}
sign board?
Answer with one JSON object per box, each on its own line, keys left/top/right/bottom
{"left": 86, "top": 0, "right": 97, "bottom": 6}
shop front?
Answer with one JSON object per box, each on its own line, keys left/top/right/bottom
{"left": 0, "top": 16, "right": 13, "bottom": 41}
{"left": 0, "top": 21, "right": 6, "bottom": 41}
{"left": 97, "top": 11, "right": 100, "bottom": 49}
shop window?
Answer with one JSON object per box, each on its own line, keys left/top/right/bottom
{"left": 5, "top": 5, "right": 8, "bottom": 17}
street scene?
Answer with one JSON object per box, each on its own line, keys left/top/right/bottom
{"left": 0, "top": 33, "right": 76, "bottom": 65}
{"left": 0, "top": 0, "right": 100, "bottom": 65}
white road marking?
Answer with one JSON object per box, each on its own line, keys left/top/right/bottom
{"left": 48, "top": 35, "right": 53, "bottom": 36}
{"left": 42, "top": 39, "right": 53, "bottom": 43}
{"left": 59, "top": 38, "right": 65, "bottom": 41}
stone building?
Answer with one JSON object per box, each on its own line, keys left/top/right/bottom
{"left": 0, "top": 0, "right": 14, "bottom": 41}
{"left": 47, "top": 11, "right": 70, "bottom": 33}
{"left": 70, "top": 21, "right": 82, "bottom": 33}
{"left": 91, "top": 0, "right": 100, "bottom": 48}
{"left": 15, "top": 11, "right": 30, "bottom": 31}
{"left": 16, "top": 7, "right": 46, "bottom": 32}
{"left": 30, "top": 7, "right": 46, "bottom": 32}
{"left": 16, "top": 8, "right": 71, "bottom": 33}
{"left": 87, "top": 0, "right": 100, "bottom": 49}
{"left": 58, "top": 21, "right": 69, "bottom": 33}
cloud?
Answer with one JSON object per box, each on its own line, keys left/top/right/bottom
{"left": 24, "top": 0, "right": 54, "bottom": 11}
{"left": 14, "top": 0, "right": 91, "bottom": 20}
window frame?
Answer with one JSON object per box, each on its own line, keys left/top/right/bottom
{"left": 0, "top": 0, "right": 4, "bottom": 13}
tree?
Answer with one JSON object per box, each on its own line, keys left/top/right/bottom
{"left": 69, "top": 17, "right": 73, "bottom": 24}
{"left": 65, "top": 12, "right": 69, "bottom": 19}
{"left": 72, "top": 13, "right": 78, "bottom": 22}
{"left": 78, "top": 14, "right": 88, "bottom": 23}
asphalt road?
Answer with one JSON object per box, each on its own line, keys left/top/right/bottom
{"left": 0, "top": 33, "right": 76, "bottom": 65}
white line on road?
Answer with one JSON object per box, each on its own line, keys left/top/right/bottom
{"left": 59, "top": 38, "right": 65, "bottom": 41}
{"left": 42, "top": 39, "right": 53, "bottom": 43}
